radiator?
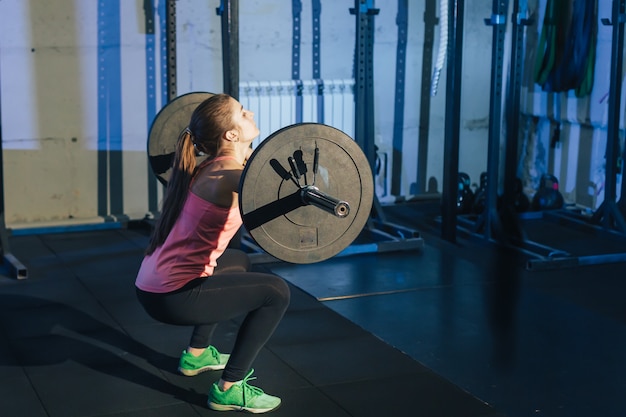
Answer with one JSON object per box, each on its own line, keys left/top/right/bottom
{"left": 239, "top": 78, "right": 390, "bottom": 198}
{"left": 239, "top": 79, "right": 355, "bottom": 148}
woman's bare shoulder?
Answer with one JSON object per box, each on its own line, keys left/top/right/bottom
{"left": 191, "top": 160, "right": 243, "bottom": 207}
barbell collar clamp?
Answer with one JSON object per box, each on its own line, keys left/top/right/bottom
{"left": 301, "top": 185, "right": 350, "bottom": 218}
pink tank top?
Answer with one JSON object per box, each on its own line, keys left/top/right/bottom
{"left": 135, "top": 157, "right": 243, "bottom": 293}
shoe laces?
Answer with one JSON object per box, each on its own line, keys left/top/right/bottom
{"left": 240, "top": 369, "right": 265, "bottom": 403}
{"left": 206, "top": 345, "right": 220, "bottom": 361}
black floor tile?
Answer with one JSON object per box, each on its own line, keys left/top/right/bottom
{"left": 0, "top": 294, "right": 122, "bottom": 341}
{"left": 39, "top": 230, "right": 139, "bottom": 255}
{"left": 0, "top": 278, "right": 92, "bottom": 305}
{"left": 523, "top": 263, "right": 626, "bottom": 324}
{"left": 0, "top": 333, "right": 18, "bottom": 371}
{"left": 269, "top": 246, "right": 488, "bottom": 301}
{"left": 274, "top": 283, "right": 326, "bottom": 312}
{"left": 96, "top": 403, "right": 201, "bottom": 417}
{"left": 0, "top": 370, "right": 48, "bottom": 417}
{"left": 320, "top": 372, "right": 495, "bottom": 417}
{"left": 24, "top": 360, "right": 192, "bottom": 417}
{"left": 7, "top": 235, "right": 56, "bottom": 260}
{"left": 269, "top": 334, "right": 429, "bottom": 387}
{"left": 268, "top": 306, "right": 372, "bottom": 346}
{"left": 87, "top": 285, "right": 154, "bottom": 329}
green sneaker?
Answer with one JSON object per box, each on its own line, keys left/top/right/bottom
{"left": 178, "top": 345, "right": 230, "bottom": 376}
{"left": 208, "top": 369, "right": 281, "bottom": 413}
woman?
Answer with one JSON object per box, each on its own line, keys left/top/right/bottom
{"left": 136, "top": 94, "right": 290, "bottom": 413}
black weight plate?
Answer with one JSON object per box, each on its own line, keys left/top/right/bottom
{"left": 239, "top": 123, "right": 374, "bottom": 264}
{"left": 148, "top": 92, "right": 214, "bottom": 185}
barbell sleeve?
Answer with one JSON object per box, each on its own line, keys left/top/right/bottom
{"left": 301, "top": 186, "right": 350, "bottom": 218}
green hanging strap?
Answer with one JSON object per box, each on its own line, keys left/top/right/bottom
{"left": 576, "top": 33, "right": 596, "bottom": 97}
{"left": 575, "top": 0, "right": 597, "bottom": 98}
{"left": 534, "top": 0, "right": 557, "bottom": 86}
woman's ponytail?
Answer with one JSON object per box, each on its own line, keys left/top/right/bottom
{"left": 145, "top": 128, "right": 198, "bottom": 255}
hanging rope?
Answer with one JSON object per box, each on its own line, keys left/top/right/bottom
{"left": 430, "top": 0, "right": 448, "bottom": 96}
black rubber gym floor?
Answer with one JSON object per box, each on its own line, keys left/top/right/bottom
{"left": 0, "top": 201, "right": 624, "bottom": 417}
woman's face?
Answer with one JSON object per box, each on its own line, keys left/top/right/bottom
{"left": 229, "top": 98, "right": 259, "bottom": 143}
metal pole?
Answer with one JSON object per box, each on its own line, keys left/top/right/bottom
{"left": 500, "top": 0, "right": 531, "bottom": 241}
{"left": 144, "top": 0, "right": 159, "bottom": 214}
{"left": 312, "top": 0, "right": 322, "bottom": 79}
{"left": 502, "top": 0, "right": 524, "bottom": 209}
{"left": 478, "top": 0, "right": 509, "bottom": 240}
{"left": 216, "top": 0, "right": 242, "bottom": 248}
{"left": 0, "top": 52, "right": 27, "bottom": 278}
{"left": 291, "top": 0, "right": 302, "bottom": 80}
{"left": 416, "top": 0, "right": 437, "bottom": 194}
{"left": 217, "top": 0, "right": 240, "bottom": 99}
{"left": 352, "top": 0, "right": 385, "bottom": 221}
{"left": 391, "top": 0, "right": 408, "bottom": 196}
{"left": 441, "top": 0, "right": 464, "bottom": 242}
{"left": 165, "top": 0, "right": 177, "bottom": 101}
{"left": 352, "top": 0, "right": 378, "bottom": 173}
{"left": 594, "top": 0, "right": 626, "bottom": 231}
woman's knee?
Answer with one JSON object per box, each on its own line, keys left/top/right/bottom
{"left": 268, "top": 275, "right": 290, "bottom": 309}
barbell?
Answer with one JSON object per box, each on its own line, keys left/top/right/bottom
{"left": 148, "top": 92, "right": 374, "bottom": 264}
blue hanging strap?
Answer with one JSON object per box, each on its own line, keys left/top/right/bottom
{"left": 559, "top": 0, "right": 597, "bottom": 97}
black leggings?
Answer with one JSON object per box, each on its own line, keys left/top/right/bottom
{"left": 136, "top": 249, "right": 290, "bottom": 382}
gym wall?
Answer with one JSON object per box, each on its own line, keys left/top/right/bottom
{"left": 1, "top": 0, "right": 612, "bottom": 229}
